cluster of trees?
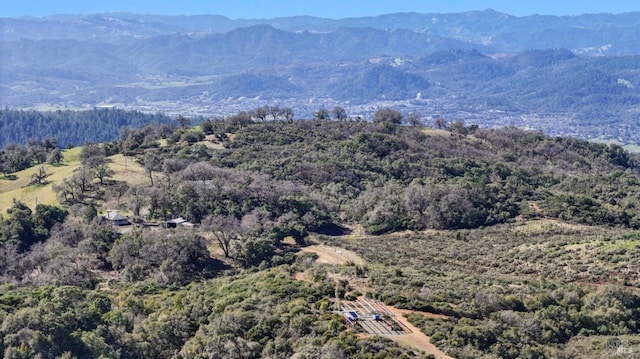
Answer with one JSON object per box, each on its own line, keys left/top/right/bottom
{"left": 249, "top": 105, "right": 295, "bottom": 122}
{"left": 0, "top": 108, "right": 174, "bottom": 148}
{"left": 409, "top": 284, "right": 640, "bottom": 358}
{"left": 0, "top": 266, "right": 421, "bottom": 358}
{"left": 0, "top": 199, "right": 214, "bottom": 289}
{"left": 0, "top": 201, "right": 68, "bottom": 251}
{"left": 0, "top": 138, "right": 62, "bottom": 174}
{"left": 0, "top": 236, "right": 423, "bottom": 359}
{"left": 52, "top": 143, "right": 116, "bottom": 204}
{"left": 203, "top": 111, "right": 639, "bottom": 234}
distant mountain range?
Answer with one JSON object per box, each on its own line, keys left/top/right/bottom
{"left": 1, "top": 10, "right": 640, "bottom": 144}
{"left": 4, "top": 10, "right": 640, "bottom": 54}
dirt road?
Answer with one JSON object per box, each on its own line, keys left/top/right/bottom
{"left": 386, "top": 305, "right": 454, "bottom": 359}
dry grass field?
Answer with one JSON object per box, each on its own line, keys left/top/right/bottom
{"left": 0, "top": 147, "right": 149, "bottom": 213}
{"left": 0, "top": 147, "right": 81, "bottom": 212}
{"left": 108, "top": 154, "right": 150, "bottom": 186}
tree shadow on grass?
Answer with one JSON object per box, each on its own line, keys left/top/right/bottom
{"left": 198, "top": 257, "right": 233, "bottom": 278}
{"left": 315, "top": 223, "right": 352, "bottom": 237}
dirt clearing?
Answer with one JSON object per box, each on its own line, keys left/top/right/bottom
{"left": 299, "top": 243, "right": 365, "bottom": 266}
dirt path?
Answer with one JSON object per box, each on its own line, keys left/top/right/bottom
{"left": 295, "top": 243, "right": 455, "bottom": 358}
{"left": 386, "top": 306, "right": 454, "bottom": 359}
{"left": 394, "top": 308, "right": 450, "bottom": 320}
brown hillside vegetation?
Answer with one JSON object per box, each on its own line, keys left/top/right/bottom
{"left": 1, "top": 117, "right": 640, "bottom": 358}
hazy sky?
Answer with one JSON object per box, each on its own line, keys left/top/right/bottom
{"left": 1, "top": 0, "right": 638, "bottom": 18}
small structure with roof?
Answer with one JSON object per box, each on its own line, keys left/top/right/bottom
{"left": 165, "top": 217, "right": 195, "bottom": 228}
{"left": 104, "top": 210, "right": 130, "bottom": 226}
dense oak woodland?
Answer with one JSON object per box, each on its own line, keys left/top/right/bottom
{"left": 1, "top": 109, "right": 640, "bottom": 358}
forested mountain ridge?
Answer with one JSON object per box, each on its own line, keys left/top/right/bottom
{"left": 3, "top": 11, "right": 640, "bottom": 144}
{"left": 2, "top": 113, "right": 640, "bottom": 357}
{"left": 0, "top": 108, "right": 174, "bottom": 149}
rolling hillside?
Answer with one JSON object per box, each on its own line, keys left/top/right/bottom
{"left": 1, "top": 117, "right": 640, "bottom": 358}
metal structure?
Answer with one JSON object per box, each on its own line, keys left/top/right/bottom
{"left": 340, "top": 297, "right": 411, "bottom": 336}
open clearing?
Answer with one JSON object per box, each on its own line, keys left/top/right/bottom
{"left": 299, "top": 243, "right": 365, "bottom": 266}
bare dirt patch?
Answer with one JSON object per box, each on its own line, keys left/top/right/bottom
{"left": 392, "top": 330, "right": 454, "bottom": 359}
{"left": 393, "top": 308, "right": 450, "bottom": 320}
{"left": 201, "top": 135, "right": 225, "bottom": 149}
{"left": 293, "top": 272, "right": 308, "bottom": 282}
{"left": 385, "top": 305, "right": 454, "bottom": 358}
{"left": 299, "top": 244, "right": 365, "bottom": 266}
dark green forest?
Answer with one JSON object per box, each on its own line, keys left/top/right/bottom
{"left": 0, "top": 108, "right": 174, "bottom": 149}
{"left": 1, "top": 109, "right": 640, "bottom": 358}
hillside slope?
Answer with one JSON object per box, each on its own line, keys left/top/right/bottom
{"left": 1, "top": 117, "right": 640, "bottom": 358}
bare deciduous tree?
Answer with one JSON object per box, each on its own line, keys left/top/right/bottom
{"left": 203, "top": 215, "right": 240, "bottom": 258}
{"left": 332, "top": 106, "right": 348, "bottom": 121}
